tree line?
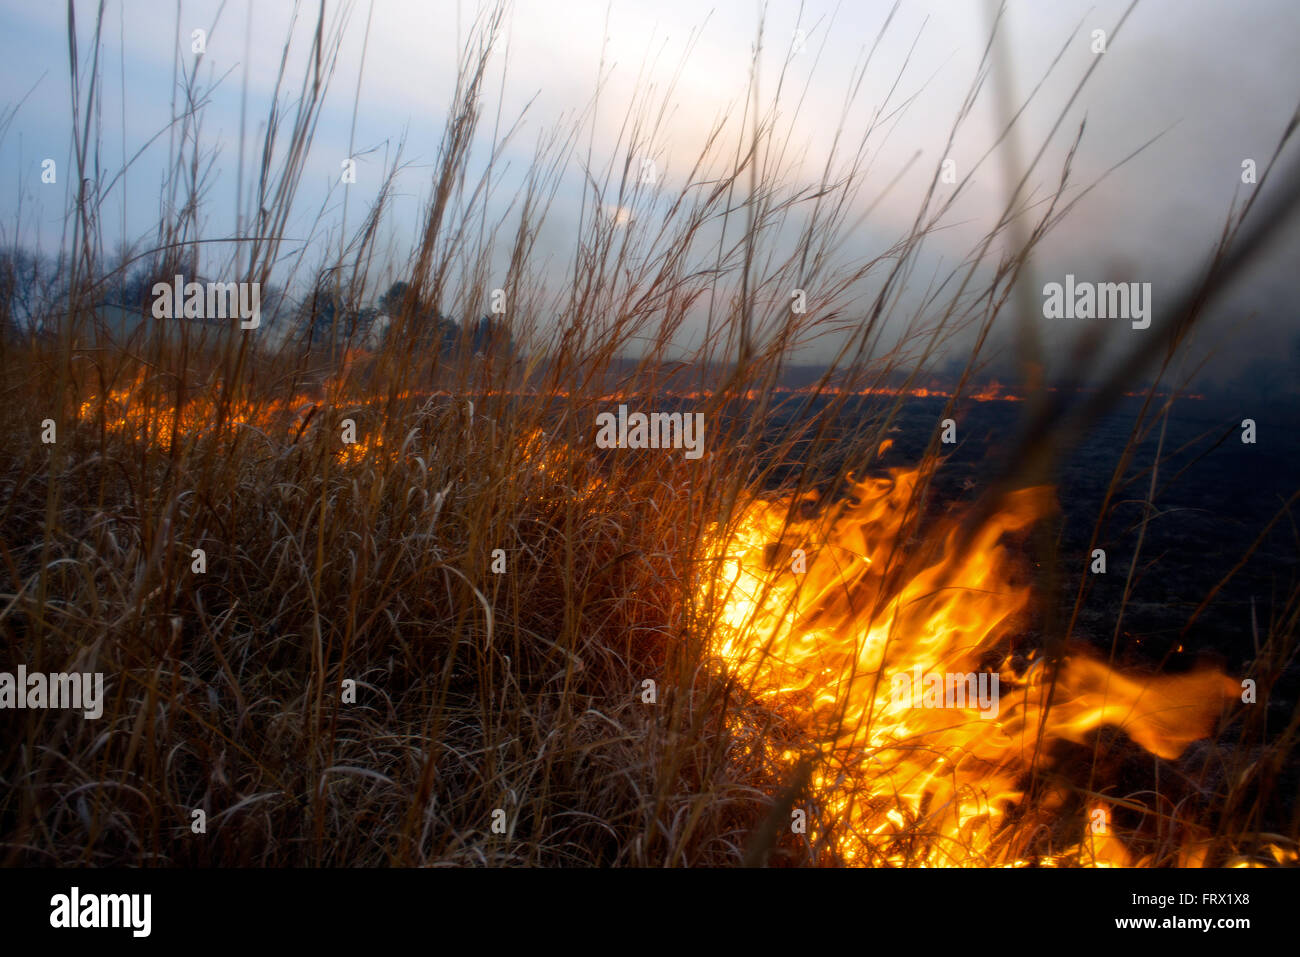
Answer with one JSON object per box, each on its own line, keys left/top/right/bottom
{"left": 0, "top": 245, "right": 512, "bottom": 359}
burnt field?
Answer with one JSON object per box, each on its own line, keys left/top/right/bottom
{"left": 752, "top": 390, "right": 1300, "bottom": 671}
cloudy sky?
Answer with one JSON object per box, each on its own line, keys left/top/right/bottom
{"left": 1, "top": 0, "right": 1297, "bottom": 388}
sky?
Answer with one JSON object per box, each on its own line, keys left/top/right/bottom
{"left": 0, "top": 0, "right": 1297, "bottom": 390}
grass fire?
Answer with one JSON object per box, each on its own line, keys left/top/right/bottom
{"left": 0, "top": 0, "right": 1297, "bottom": 877}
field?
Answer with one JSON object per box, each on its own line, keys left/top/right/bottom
{"left": 1, "top": 1, "right": 1297, "bottom": 869}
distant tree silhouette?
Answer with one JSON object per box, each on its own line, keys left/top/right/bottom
{"left": 469, "top": 314, "right": 513, "bottom": 357}
{"left": 0, "top": 250, "right": 14, "bottom": 341}
{"left": 298, "top": 278, "right": 372, "bottom": 350}
{"left": 377, "top": 281, "right": 417, "bottom": 316}
{"left": 352, "top": 282, "right": 518, "bottom": 360}
{"left": 377, "top": 280, "right": 457, "bottom": 353}
{"left": 99, "top": 258, "right": 161, "bottom": 313}
{"left": 0, "top": 246, "right": 60, "bottom": 334}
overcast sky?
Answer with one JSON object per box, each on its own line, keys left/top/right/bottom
{"left": 1, "top": 0, "right": 1297, "bottom": 389}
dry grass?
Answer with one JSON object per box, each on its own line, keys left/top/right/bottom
{"left": 0, "top": 1, "right": 1296, "bottom": 867}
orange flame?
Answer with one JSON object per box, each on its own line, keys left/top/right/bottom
{"left": 703, "top": 463, "right": 1238, "bottom": 866}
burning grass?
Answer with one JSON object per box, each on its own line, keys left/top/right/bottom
{"left": 0, "top": 360, "right": 1292, "bottom": 867}
{"left": 0, "top": 1, "right": 1297, "bottom": 867}
{"left": 704, "top": 461, "right": 1261, "bottom": 866}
